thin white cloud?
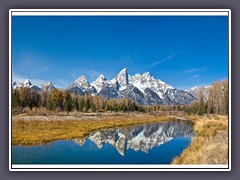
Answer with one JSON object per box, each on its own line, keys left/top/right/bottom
{"left": 191, "top": 74, "right": 200, "bottom": 79}
{"left": 149, "top": 37, "right": 193, "bottom": 68}
{"left": 149, "top": 55, "right": 173, "bottom": 68}
{"left": 183, "top": 67, "right": 207, "bottom": 74}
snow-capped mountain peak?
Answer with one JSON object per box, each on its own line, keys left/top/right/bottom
{"left": 129, "top": 72, "right": 174, "bottom": 98}
{"left": 73, "top": 75, "right": 93, "bottom": 89}
{"left": 23, "top": 79, "right": 32, "bottom": 86}
{"left": 46, "top": 81, "right": 53, "bottom": 85}
{"left": 12, "top": 79, "right": 41, "bottom": 92}
{"left": 185, "top": 86, "right": 198, "bottom": 92}
{"left": 186, "top": 85, "right": 211, "bottom": 101}
{"left": 66, "top": 75, "right": 96, "bottom": 95}
{"left": 75, "top": 75, "right": 88, "bottom": 84}
{"left": 116, "top": 68, "right": 128, "bottom": 79}
{"left": 96, "top": 74, "right": 106, "bottom": 81}
{"left": 119, "top": 68, "right": 127, "bottom": 74}
{"left": 112, "top": 68, "right": 129, "bottom": 91}
{"left": 41, "top": 81, "right": 55, "bottom": 92}
{"left": 91, "top": 74, "right": 108, "bottom": 93}
{"left": 142, "top": 72, "right": 151, "bottom": 77}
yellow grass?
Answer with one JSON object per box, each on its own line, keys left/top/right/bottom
{"left": 12, "top": 113, "right": 229, "bottom": 165}
{"left": 172, "top": 114, "right": 228, "bottom": 164}
{"left": 12, "top": 113, "right": 174, "bottom": 145}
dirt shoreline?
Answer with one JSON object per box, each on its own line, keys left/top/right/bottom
{"left": 12, "top": 111, "right": 190, "bottom": 122}
{"left": 13, "top": 112, "right": 160, "bottom": 120}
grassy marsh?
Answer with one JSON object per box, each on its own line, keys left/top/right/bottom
{"left": 12, "top": 112, "right": 174, "bottom": 145}
{"left": 172, "top": 115, "right": 228, "bottom": 164}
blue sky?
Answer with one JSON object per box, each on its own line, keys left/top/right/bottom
{"left": 12, "top": 16, "right": 229, "bottom": 90}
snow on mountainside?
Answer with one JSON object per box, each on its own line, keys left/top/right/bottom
{"left": 91, "top": 74, "right": 119, "bottom": 98}
{"left": 41, "top": 82, "right": 56, "bottom": 93}
{"left": 12, "top": 79, "right": 41, "bottom": 92}
{"left": 66, "top": 75, "right": 96, "bottom": 95}
{"left": 91, "top": 74, "right": 110, "bottom": 93}
{"left": 12, "top": 68, "right": 197, "bottom": 105}
{"left": 129, "top": 72, "right": 173, "bottom": 99}
{"left": 186, "top": 85, "right": 211, "bottom": 101}
{"left": 110, "top": 68, "right": 129, "bottom": 91}
{"left": 67, "top": 68, "right": 196, "bottom": 105}
{"left": 12, "top": 79, "right": 56, "bottom": 93}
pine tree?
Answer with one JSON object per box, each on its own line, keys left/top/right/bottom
{"left": 63, "top": 91, "right": 73, "bottom": 112}
{"left": 12, "top": 89, "right": 20, "bottom": 108}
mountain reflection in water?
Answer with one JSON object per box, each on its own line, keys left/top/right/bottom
{"left": 75, "top": 120, "right": 195, "bottom": 156}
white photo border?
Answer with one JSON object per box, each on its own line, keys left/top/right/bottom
{"left": 9, "top": 9, "right": 231, "bottom": 171}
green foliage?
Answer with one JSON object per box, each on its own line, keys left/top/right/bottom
{"left": 12, "top": 87, "right": 40, "bottom": 109}
{"left": 12, "top": 89, "right": 20, "bottom": 108}
{"left": 63, "top": 91, "right": 73, "bottom": 112}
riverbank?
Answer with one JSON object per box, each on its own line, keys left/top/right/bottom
{"left": 12, "top": 112, "right": 229, "bottom": 165}
{"left": 172, "top": 114, "right": 228, "bottom": 164}
{"left": 12, "top": 112, "right": 179, "bottom": 145}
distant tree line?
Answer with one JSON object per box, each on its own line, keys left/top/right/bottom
{"left": 12, "top": 88, "right": 140, "bottom": 113}
{"left": 184, "top": 80, "right": 228, "bottom": 115}
{"left": 12, "top": 80, "right": 228, "bottom": 116}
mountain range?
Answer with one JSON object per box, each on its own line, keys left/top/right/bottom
{"left": 185, "top": 85, "right": 211, "bottom": 101}
{"left": 12, "top": 68, "right": 199, "bottom": 105}
{"left": 12, "top": 79, "right": 41, "bottom": 92}
{"left": 75, "top": 120, "right": 195, "bottom": 156}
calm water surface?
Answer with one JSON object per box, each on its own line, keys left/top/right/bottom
{"left": 12, "top": 120, "right": 195, "bottom": 164}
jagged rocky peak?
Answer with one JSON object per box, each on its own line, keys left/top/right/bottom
{"left": 142, "top": 72, "right": 156, "bottom": 82}
{"left": 114, "top": 68, "right": 129, "bottom": 91}
{"left": 65, "top": 68, "right": 196, "bottom": 105}
{"left": 142, "top": 72, "right": 151, "bottom": 78}
{"left": 23, "top": 79, "right": 32, "bottom": 86}
{"left": 96, "top": 74, "right": 106, "bottom": 82}
{"left": 91, "top": 74, "right": 108, "bottom": 93}
{"left": 132, "top": 73, "right": 141, "bottom": 77}
{"left": 67, "top": 75, "right": 96, "bottom": 94}
{"left": 42, "top": 81, "right": 54, "bottom": 87}
{"left": 73, "top": 75, "right": 91, "bottom": 88}
{"left": 46, "top": 81, "right": 53, "bottom": 85}
{"left": 188, "top": 86, "right": 198, "bottom": 91}
{"left": 41, "top": 81, "right": 55, "bottom": 92}
{"left": 12, "top": 81, "right": 18, "bottom": 89}
{"left": 75, "top": 75, "right": 88, "bottom": 84}
{"left": 186, "top": 85, "right": 211, "bottom": 101}
{"left": 131, "top": 72, "right": 154, "bottom": 82}
{"left": 130, "top": 71, "right": 173, "bottom": 98}
{"left": 12, "top": 79, "right": 41, "bottom": 92}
